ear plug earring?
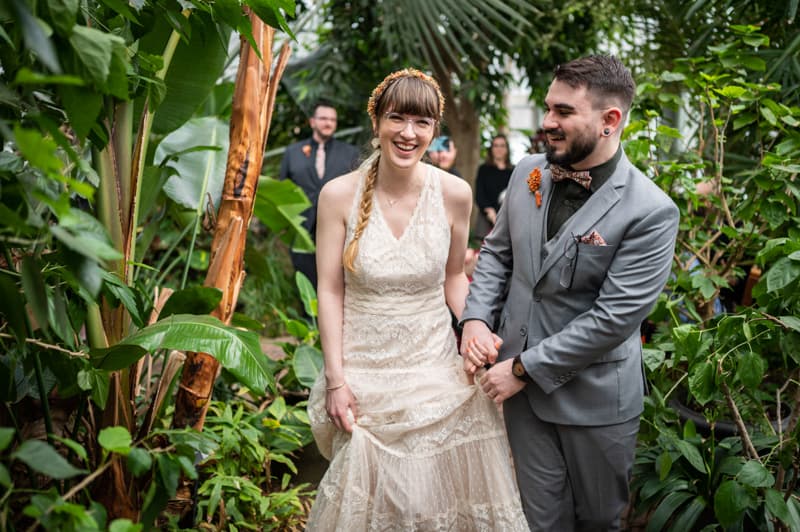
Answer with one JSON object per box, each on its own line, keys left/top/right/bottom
{"left": 603, "top": 128, "right": 611, "bottom": 136}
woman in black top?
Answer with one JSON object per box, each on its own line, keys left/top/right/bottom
{"left": 474, "top": 133, "right": 513, "bottom": 239}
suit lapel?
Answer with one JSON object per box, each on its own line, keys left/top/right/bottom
{"left": 535, "top": 159, "right": 629, "bottom": 285}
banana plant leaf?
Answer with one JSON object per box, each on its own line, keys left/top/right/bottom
{"left": 95, "top": 314, "right": 274, "bottom": 393}
{"left": 156, "top": 116, "right": 229, "bottom": 212}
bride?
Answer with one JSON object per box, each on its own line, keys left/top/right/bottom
{"left": 305, "top": 68, "right": 528, "bottom": 531}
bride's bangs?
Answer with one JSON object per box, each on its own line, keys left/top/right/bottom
{"left": 379, "top": 77, "right": 439, "bottom": 119}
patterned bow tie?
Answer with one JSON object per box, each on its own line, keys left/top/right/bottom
{"left": 549, "top": 164, "right": 592, "bottom": 190}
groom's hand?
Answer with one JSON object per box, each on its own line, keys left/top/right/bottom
{"left": 460, "top": 320, "right": 501, "bottom": 374}
{"left": 480, "top": 359, "right": 526, "bottom": 404}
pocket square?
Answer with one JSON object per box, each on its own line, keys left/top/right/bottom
{"left": 580, "top": 230, "right": 607, "bottom": 246}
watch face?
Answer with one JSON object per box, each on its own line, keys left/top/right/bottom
{"left": 513, "top": 359, "right": 525, "bottom": 377}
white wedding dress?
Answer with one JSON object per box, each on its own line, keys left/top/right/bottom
{"left": 306, "top": 165, "right": 528, "bottom": 531}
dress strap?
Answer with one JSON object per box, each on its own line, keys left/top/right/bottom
{"left": 345, "top": 164, "right": 369, "bottom": 243}
{"left": 426, "top": 164, "right": 447, "bottom": 224}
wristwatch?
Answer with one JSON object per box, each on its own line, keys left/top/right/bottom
{"left": 512, "top": 354, "right": 533, "bottom": 383}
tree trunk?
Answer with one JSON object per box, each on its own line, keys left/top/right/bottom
{"left": 434, "top": 68, "right": 482, "bottom": 236}
{"left": 173, "top": 10, "right": 289, "bottom": 431}
{"left": 168, "top": 9, "right": 290, "bottom": 520}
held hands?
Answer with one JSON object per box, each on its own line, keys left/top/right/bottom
{"left": 480, "top": 359, "right": 526, "bottom": 405}
{"left": 460, "top": 320, "right": 502, "bottom": 375}
{"left": 325, "top": 383, "right": 358, "bottom": 433}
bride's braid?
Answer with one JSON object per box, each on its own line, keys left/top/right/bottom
{"left": 342, "top": 68, "right": 442, "bottom": 272}
{"left": 342, "top": 155, "right": 379, "bottom": 272}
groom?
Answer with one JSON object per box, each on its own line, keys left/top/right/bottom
{"left": 460, "top": 55, "right": 679, "bottom": 530}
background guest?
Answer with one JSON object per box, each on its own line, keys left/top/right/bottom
{"left": 427, "top": 135, "right": 462, "bottom": 177}
{"left": 279, "top": 100, "right": 359, "bottom": 287}
{"left": 474, "top": 133, "right": 513, "bottom": 239}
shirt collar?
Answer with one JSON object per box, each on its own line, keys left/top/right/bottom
{"left": 587, "top": 146, "right": 622, "bottom": 192}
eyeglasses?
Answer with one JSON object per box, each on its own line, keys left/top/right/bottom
{"left": 384, "top": 112, "right": 436, "bottom": 133}
{"left": 560, "top": 233, "right": 580, "bottom": 290}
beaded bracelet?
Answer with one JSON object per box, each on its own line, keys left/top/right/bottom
{"left": 326, "top": 382, "right": 346, "bottom": 391}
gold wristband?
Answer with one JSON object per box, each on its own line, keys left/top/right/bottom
{"left": 326, "top": 382, "right": 346, "bottom": 391}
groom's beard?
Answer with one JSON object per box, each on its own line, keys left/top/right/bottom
{"left": 545, "top": 128, "right": 597, "bottom": 168}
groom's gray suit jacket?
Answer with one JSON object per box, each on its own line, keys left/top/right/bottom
{"left": 462, "top": 152, "right": 679, "bottom": 426}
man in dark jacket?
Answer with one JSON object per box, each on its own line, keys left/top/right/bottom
{"left": 280, "top": 101, "right": 360, "bottom": 287}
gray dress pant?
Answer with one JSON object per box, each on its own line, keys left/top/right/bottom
{"left": 504, "top": 391, "right": 639, "bottom": 531}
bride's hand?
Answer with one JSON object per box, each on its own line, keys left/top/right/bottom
{"left": 326, "top": 384, "right": 358, "bottom": 433}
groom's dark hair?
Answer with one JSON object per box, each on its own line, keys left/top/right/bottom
{"left": 553, "top": 55, "right": 635, "bottom": 115}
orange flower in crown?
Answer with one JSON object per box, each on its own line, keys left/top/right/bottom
{"left": 527, "top": 167, "right": 542, "bottom": 208}
{"left": 367, "top": 68, "right": 445, "bottom": 121}
{"left": 302, "top": 144, "right": 311, "bottom": 157}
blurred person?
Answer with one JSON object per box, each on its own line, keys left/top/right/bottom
{"left": 427, "top": 134, "right": 462, "bottom": 177}
{"left": 474, "top": 133, "right": 513, "bottom": 239}
{"left": 279, "top": 100, "right": 359, "bottom": 287}
{"left": 305, "top": 68, "right": 527, "bottom": 531}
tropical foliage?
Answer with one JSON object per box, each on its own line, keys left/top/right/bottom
{"left": 625, "top": 20, "right": 800, "bottom": 530}
{"left": 0, "top": 0, "right": 316, "bottom": 528}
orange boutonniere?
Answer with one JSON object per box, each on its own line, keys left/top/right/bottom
{"left": 527, "top": 167, "right": 542, "bottom": 207}
{"left": 302, "top": 144, "right": 312, "bottom": 157}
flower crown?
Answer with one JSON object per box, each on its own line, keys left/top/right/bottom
{"left": 367, "top": 68, "right": 445, "bottom": 121}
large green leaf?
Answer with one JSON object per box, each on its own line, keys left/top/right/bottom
{"left": 44, "top": 0, "right": 79, "bottom": 37}
{"left": 102, "top": 272, "right": 144, "bottom": 327}
{"left": 156, "top": 117, "right": 229, "bottom": 212}
{"left": 61, "top": 85, "right": 103, "bottom": 140}
{"left": 89, "top": 344, "right": 147, "bottom": 371}
{"left": 645, "top": 490, "right": 694, "bottom": 532}
{"left": 735, "top": 351, "right": 765, "bottom": 390}
{"left": 247, "top": 0, "right": 296, "bottom": 39}
{"left": 292, "top": 345, "right": 322, "bottom": 388}
{"left": 12, "top": 440, "right": 86, "bottom": 479}
{"left": 674, "top": 438, "right": 707, "bottom": 474}
{"left": 766, "top": 257, "right": 800, "bottom": 293}
{"left": 714, "top": 480, "right": 753, "bottom": 528}
{"left": 295, "top": 271, "right": 317, "bottom": 318}
{"left": 98, "top": 426, "right": 132, "bottom": 455}
{"left": 737, "top": 460, "right": 774, "bottom": 488}
{"left": 160, "top": 286, "right": 223, "bottom": 319}
{"left": 642, "top": 348, "right": 665, "bottom": 372}
{"left": 782, "top": 316, "right": 800, "bottom": 333}
{"left": 253, "top": 177, "right": 314, "bottom": 252}
{"left": 151, "top": 14, "right": 232, "bottom": 135}
{"left": 668, "top": 495, "right": 707, "bottom": 531}
{"left": 77, "top": 368, "right": 111, "bottom": 409}
{"left": 788, "top": 497, "right": 800, "bottom": 531}
{"left": 765, "top": 488, "right": 791, "bottom": 524}
{"left": 688, "top": 360, "right": 715, "bottom": 406}
{"left": 9, "top": 0, "right": 61, "bottom": 73}
{"left": 116, "top": 314, "right": 274, "bottom": 393}
{"left": 127, "top": 448, "right": 153, "bottom": 478}
{"left": 68, "top": 25, "right": 126, "bottom": 88}
{"left": 51, "top": 208, "right": 124, "bottom": 263}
